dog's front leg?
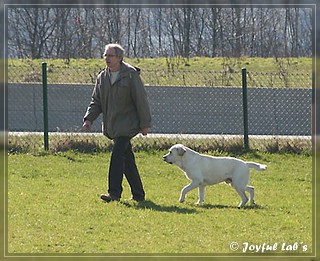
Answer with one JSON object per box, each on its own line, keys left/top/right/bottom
{"left": 196, "top": 185, "right": 205, "bottom": 204}
{"left": 179, "top": 182, "right": 200, "bottom": 203}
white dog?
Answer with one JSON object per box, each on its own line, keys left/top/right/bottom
{"left": 163, "top": 144, "right": 267, "bottom": 208}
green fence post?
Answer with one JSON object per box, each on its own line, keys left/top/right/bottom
{"left": 242, "top": 68, "right": 249, "bottom": 151}
{"left": 42, "top": 62, "right": 49, "bottom": 151}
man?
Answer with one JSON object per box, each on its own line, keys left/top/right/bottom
{"left": 83, "top": 43, "right": 152, "bottom": 203}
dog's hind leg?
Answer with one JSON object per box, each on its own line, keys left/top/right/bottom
{"left": 179, "top": 181, "right": 200, "bottom": 203}
{"left": 233, "top": 186, "right": 248, "bottom": 208}
{"left": 231, "top": 167, "right": 250, "bottom": 208}
{"left": 245, "top": 186, "right": 255, "bottom": 204}
{"left": 197, "top": 185, "right": 206, "bottom": 204}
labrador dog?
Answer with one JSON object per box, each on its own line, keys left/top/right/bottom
{"left": 163, "top": 144, "right": 267, "bottom": 208}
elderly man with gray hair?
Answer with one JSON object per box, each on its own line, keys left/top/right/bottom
{"left": 83, "top": 43, "right": 152, "bottom": 203}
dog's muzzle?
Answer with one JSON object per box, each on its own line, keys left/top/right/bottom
{"left": 163, "top": 156, "right": 172, "bottom": 164}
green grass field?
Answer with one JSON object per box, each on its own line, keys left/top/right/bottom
{"left": 7, "top": 151, "right": 313, "bottom": 255}
{"left": 8, "top": 56, "right": 312, "bottom": 73}
{"left": 8, "top": 57, "right": 312, "bottom": 87}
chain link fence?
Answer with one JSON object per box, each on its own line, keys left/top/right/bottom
{"left": 7, "top": 62, "right": 312, "bottom": 154}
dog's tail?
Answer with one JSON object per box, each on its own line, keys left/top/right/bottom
{"left": 246, "top": 162, "right": 267, "bottom": 171}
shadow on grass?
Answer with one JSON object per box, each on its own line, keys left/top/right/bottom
{"left": 120, "top": 200, "right": 197, "bottom": 214}
{"left": 198, "top": 203, "right": 265, "bottom": 210}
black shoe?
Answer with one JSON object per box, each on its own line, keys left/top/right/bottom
{"left": 130, "top": 196, "right": 145, "bottom": 202}
{"left": 100, "top": 194, "right": 120, "bottom": 203}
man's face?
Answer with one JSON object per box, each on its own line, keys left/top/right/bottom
{"left": 104, "top": 48, "right": 121, "bottom": 71}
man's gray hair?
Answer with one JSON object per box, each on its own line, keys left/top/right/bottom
{"left": 104, "top": 43, "right": 125, "bottom": 61}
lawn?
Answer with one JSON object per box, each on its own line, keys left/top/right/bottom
{"left": 7, "top": 57, "right": 312, "bottom": 87}
{"left": 7, "top": 151, "right": 313, "bottom": 256}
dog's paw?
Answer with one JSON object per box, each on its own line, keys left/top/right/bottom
{"left": 237, "top": 203, "right": 246, "bottom": 209}
{"left": 179, "top": 198, "right": 185, "bottom": 203}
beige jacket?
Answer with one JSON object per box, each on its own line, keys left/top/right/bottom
{"left": 84, "top": 62, "right": 152, "bottom": 139}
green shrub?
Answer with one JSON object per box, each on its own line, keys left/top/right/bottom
{"left": 7, "top": 133, "right": 312, "bottom": 156}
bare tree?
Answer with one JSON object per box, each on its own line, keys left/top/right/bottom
{"left": 233, "top": 8, "right": 243, "bottom": 57}
{"left": 208, "top": 8, "right": 221, "bottom": 57}
{"left": 7, "top": 7, "right": 313, "bottom": 59}
{"left": 51, "top": 8, "right": 72, "bottom": 59}
{"left": 132, "top": 8, "right": 141, "bottom": 58}
{"left": 8, "top": 8, "right": 57, "bottom": 59}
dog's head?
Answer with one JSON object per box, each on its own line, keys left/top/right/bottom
{"left": 163, "top": 144, "right": 187, "bottom": 165}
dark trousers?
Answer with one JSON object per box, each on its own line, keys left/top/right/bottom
{"left": 108, "top": 136, "right": 145, "bottom": 200}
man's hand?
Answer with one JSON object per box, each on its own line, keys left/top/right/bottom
{"left": 82, "top": 120, "right": 92, "bottom": 131}
{"left": 141, "top": 127, "right": 150, "bottom": 136}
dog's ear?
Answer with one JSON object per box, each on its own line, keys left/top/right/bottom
{"left": 177, "top": 146, "right": 186, "bottom": 156}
